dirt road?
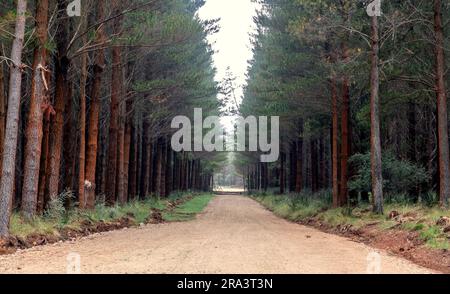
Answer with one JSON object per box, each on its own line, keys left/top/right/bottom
{"left": 0, "top": 196, "right": 435, "bottom": 274}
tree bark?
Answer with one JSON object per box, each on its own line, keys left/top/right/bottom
{"left": 85, "top": 0, "right": 106, "bottom": 208}
{"left": 47, "top": 56, "right": 69, "bottom": 200}
{"left": 0, "top": 62, "right": 6, "bottom": 173}
{"left": 106, "top": 7, "right": 124, "bottom": 204}
{"left": 434, "top": 0, "right": 450, "bottom": 207}
{"left": 331, "top": 76, "right": 340, "bottom": 207}
{"left": 370, "top": 15, "right": 384, "bottom": 214}
{"left": 280, "top": 152, "right": 285, "bottom": 194}
{"left": 78, "top": 10, "right": 89, "bottom": 209}
{"left": 62, "top": 83, "right": 76, "bottom": 193}
{"left": 117, "top": 99, "right": 126, "bottom": 205}
{"left": 128, "top": 118, "right": 137, "bottom": 199}
{"left": 22, "top": 0, "right": 49, "bottom": 218}
{"left": 339, "top": 42, "right": 350, "bottom": 207}
{"left": 37, "top": 114, "right": 51, "bottom": 213}
{"left": 165, "top": 144, "right": 172, "bottom": 196}
{"left": 47, "top": 0, "right": 70, "bottom": 200}
{"left": 311, "top": 138, "right": 319, "bottom": 193}
{"left": 319, "top": 135, "right": 326, "bottom": 189}
{"left": 0, "top": 0, "right": 27, "bottom": 237}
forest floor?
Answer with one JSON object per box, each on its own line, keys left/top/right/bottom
{"left": 0, "top": 195, "right": 435, "bottom": 273}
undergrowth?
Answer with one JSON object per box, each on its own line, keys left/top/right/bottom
{"left": 10, "top": 191, "right": 213, "bottom": 239}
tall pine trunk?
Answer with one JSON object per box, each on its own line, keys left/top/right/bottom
{"left": 85, "top": 0, "right": 106, "bottom": 208}
{"left": 339, "top": 43, "right": 350, "bottom": 207}
{"left": 47, "top": 0, "right": 70, "bottom": 200}
{"left": 370, "top": 15, "right": 384, "bottom": 214}
{"left": 78, "top": 12, "right": 89, "bottom": 209}
{"left": 117, "top": 100, "right": 126, "bottom": 205}
{"left": 0, "top": 62, "right": 5, "bottom": 172}
{"left": 37, "top": 115, "right": 51, "bottom": 213}
{"left": 434, "top": 0, "right": 450, "bottom": 207}
{"left": 295, "top": 120, "right": 304, "bottom": 192}
{"left": 0, "top": 0, "right": 27, "bottom": 238}
{"left": 128, "top": 119, "right": 137, "bottom": 199}
{"left": 280, "top": 152, "right": 285, "bottom": 194}
{"left": 22, "top": 0, "right": 49, "bottom": 218}
{"left": 331, "top": 76, "right": 340, "bottom": 207}
{"left": 106, "top": 46, "right": 122, "bottom": 204}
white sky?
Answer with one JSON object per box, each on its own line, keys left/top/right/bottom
{"left": 198, "top": 0, "right": 260, "bottom": 103}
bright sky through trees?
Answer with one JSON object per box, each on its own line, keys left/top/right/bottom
{"left": 198, "top": 0, "right": 260, "bottom": 106}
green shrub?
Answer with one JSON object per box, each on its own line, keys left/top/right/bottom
{"left": 349, "top": 152, "right": 429, "bottom": 200}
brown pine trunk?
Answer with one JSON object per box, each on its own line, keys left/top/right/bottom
{"left": 0, "top": 0, "right": 27, "bottom": 238}
{"left": 173, "top": 153, "right": 179, "bottom": 191}
{"left": 295, "top": 120, "right": 304, "bottom": 192}
{"left": 157, "top": 139, "right": 167, "bottom": 197}
{"left": 37, "top": 116, "right": 51, "bottom": 213}
{"left": 180, "top": 153, "right": 186, "bottom": 190}
{"left": 165, "top": 145, "right": 172, "bottom": 196}
{"left": 280, "top": 152, "right": 285, "bottom": 194}
{"left": 106, "top": 6, "right": 124, "bottom": 204}
{"left": 319, "top": 135, "right": 326, "bottom": 189}
{"left": 370, "top": 15, "right": 384, "bottom": 214}
{"left": 62, "top": 83, "right": 76, "bottom": 193}
{"left": 21, "top": 0, "right": 49, "bottom": 219}
{"left": 140, "top": 128, "right": 150, "bottom": 198}
{"left": 187, "top": 160, "right": 192, "bottom": 190}
{"left": 47, "top": 0, "right": 70, "bottom": 200}
{"left": 0, "top": 62, "right": 6, "bottom": 172}
{"left": 434, "top": 0, "right": 450, "bottom": 207}
{"left": 331, "top": 76, "right": 339, "bottom": 207}
{"left": 311, "top": 139, "right": 319, "bottom": 193}
{"left": 289, "top": 143, "right": 296, "bottom": 192}
{"left": 122, "top": 104, "right": 131, "bottom": 203}
{"left": 78, "top": 13, "right": 89, "bottom": 209}
{"left": 116, "top": 100, "right": 126, "bottom": 205}
{"left": 85, "top": 0, "right": 106, "bottom": 208}
{"left": 339, "top": 43, "right": 350, "bottom": 207}
{"left": 47, "top": 56, "right": 69, "bottom": 199}
{"left": 128, "top": 119, "right": 137, "bottom": 199}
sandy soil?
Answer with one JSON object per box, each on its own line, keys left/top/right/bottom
{"left": 0, "top": 195, "right": 436, "bottom": 274}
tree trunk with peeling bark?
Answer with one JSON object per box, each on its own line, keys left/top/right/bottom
{"left": 21, "top": 0, "right": 49, "bottom": 219}
{"left": 0, "top": 0, "right": 27, "bottom": 238}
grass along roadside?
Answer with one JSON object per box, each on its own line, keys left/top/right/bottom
{"left": 1, "top": 192, "right": 214, "bottom": 253}
{"left": 163, "top": 194, "right": 214, "bottom": 222}
{"left": 252, "top": 192, "right": 450, "bottom": 250}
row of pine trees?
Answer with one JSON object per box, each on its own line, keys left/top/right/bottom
{"left": 238, "top": 0, "right": 449, "bottom": 213}
{"left": 0, "top": 0, "right": 221, "bottom": 237}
